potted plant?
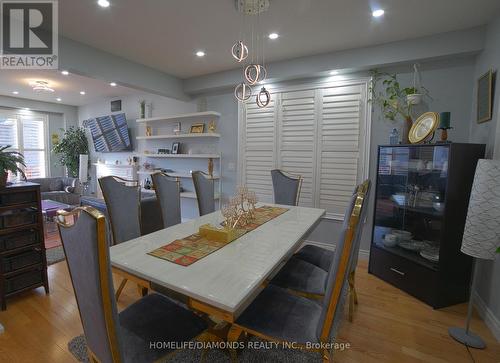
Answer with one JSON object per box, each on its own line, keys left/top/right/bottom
{"left": 52, "top": 126, "right": 89, "bottom": 178}
{"left": 370, "top": 70, "right": 431, "bottom": 143}
{"left": 0, "top": 145, "right": 26, "bottom": 188}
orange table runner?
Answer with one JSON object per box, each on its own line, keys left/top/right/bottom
{"left": 148, "top": 205, "right": 289, "bottom": 266}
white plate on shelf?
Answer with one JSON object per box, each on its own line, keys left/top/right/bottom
{"left": 420, "top": 247, "right": 440, "bottom": 263}
{"left": 398, "top": 240, "right": 427, "bottom": 252}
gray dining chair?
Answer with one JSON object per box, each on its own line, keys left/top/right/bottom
{"left": 271, "top": 181, "right": 370, "bottom": 321}
{"left": 56, "top": 206, "right": 209, "bottom": 363}
{"left": 192, "top": 171, "right": 215, "bottom": 216}
{"left": 271, "top": 169, "right": 303, "bottom": 206}
{"left": 293, "top": 180, "right": 371, "bottom": 321}
{"left": 151, "top": 172, "right": 181, "bottom": 228}
{"left": 228, "top": 187, "right": 365, "bottom": 361}
{"left": 99, "top": 176, "right": 143, "bottom": 300}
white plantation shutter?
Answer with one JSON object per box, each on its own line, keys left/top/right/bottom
{"left": 318, "top": 85, "right": 364, "bottom": 217}
{"left": 242, "top": 99, "right": 276, "bottom": 202}
{"left": 239, "top": 79, "right": 369, "bottom": 219}
{"left": 279, "top": 90, "right": 316, "bottom": 207}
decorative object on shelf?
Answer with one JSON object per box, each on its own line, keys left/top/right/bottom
{"left": 143, "top": 162, "right": 152, "bottom": 170}
{"left": 190, "top": 123, "right": 205, "bottom": 133}
{"left": 143, "top": 178, "right": 152, "bottom": 190}
{"left": 51, "top": 133, "right": 59, "bottom": 145}
{"left": 449, "top": 159, "right": 500, "bottom": 349}
{"left": 408, "top": 112, "right": 439, "bottom": 144}
{"left": 437, "top": 112, "right": 452, "bottom": 142}
{"left": 232, "top": 0, "right": 271, "bottom": 107}
{"left": 111, "top": 99, "right": 121, "bottom": 112}
{"left": 139, "top": 100, "right": 146, "bottom": 119}
{"left": 208, "top": 120, "right": 217, "bottom": 133}
{"left": 208, "top": 158, "right": 214, "bottom": 177}
{"left": 389, "top": 128, "right": 399, "bottom": 145}
{"left": 0, "top": 145, "right": 26, "bottom": 187}
{"left": 146, "top": 102, "right": 153, "bottom": 118}
{"left": 52, "top": 126, "right": 89, "bottom": 178}
{"left": 173, "top": 122, "right": 181, "bottom": 135}
{"left": 256, "top": 86, "right": 271, "bottom": 108}
{"left": 145, "top": 126, "right": 153, "bottom": 136}
{"left": 234, "top": 82, "right": 253, "bottom": 102}
{"left": 231, "top": 40, "right": 249, "bottom": 62}
{"left": 157, "top": 148, "right": 170, "bottom": 154}
{"left": 476, "top": 69, "right": 495, "bottom": 123}
{"left": 171, "top": 142, "right": 180, "bottom": 154}
{"left": 370, "top": 69, "right": 432, "bottom": 144}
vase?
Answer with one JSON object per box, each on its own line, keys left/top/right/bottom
{"left": 208, "top": 158, "right": 214, "bottom": 177}
{"left": 402, "top": 117, "right": 413, "bottom": 144}
{"left": 0, "top": 170, "right": 7, "bottom": 188}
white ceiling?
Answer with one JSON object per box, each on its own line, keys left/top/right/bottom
{"left": 0, "top": 70, "right": 140, "bottom": 106}
{"left": 59, "top": 0, "right": 500, "bottom": 79}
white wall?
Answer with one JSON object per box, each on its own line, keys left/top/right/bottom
{"left": 0, "top": 95, "right": 78, "bottom": 177}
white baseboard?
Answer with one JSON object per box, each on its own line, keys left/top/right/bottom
{"left": 301, "top": 240, "right": 370, "bottom": 260}
{"left": 473, "top": 291, "right": 500, "bottom": 342}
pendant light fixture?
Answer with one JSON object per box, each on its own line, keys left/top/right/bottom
{"left": 232, "top": 0, "right": 271, "bottom": 107}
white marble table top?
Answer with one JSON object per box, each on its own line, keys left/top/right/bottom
{"left": 110, "top": 204, "right": 325, "bottom": 315}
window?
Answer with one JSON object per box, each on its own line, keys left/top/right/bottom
{"left": 238, "top": 78, "right": 371, "bottom": 219}
{"left": 0, "top": 109, "right": 49, "bottom": 179}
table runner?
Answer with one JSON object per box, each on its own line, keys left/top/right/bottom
{"left": 148, "top": 205, "right": 288, "bottom": 266}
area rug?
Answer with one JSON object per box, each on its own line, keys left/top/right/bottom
{"left": 46, "top": 246, "right": 65, "bottom": 265}
{"left": 68, "top": 335, "right": 322, "bottom": 362}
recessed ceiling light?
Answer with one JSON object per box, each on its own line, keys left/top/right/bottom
{"left": 61, "top": 70, "right": 69, "bottom": 75}
{"left": 12, "top": 91, "right": 19, "bottom": 95}
{"left": 372, "top": 9, "right": 385, "bottom": 17}
{"left": 330, "top": 70, "right": 339, "bottom": 75}
{"left": 23, "top": 108, "right": 30, "bottom": 111}
{"left": 268, "top": 33, "right": 279, "bottom": 40}
{"left": 109, "top": 82, "right": 117, "bottom": 87}
{"left": 56, "top": 98, "right": 62, "bottom": 102}
{"left": 80, "top": 91, "right": 86, "bottom": 95}
{"left": 97, "top": 0, "right": 110, "bottom": 8}
{"left": 195, "top": 50, "right": 206, "bottom": 57}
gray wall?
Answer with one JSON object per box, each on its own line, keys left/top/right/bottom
{"left": 468, "top": 14, "right": 500, "bottom": 339}
{"left": 0, "top": 95, "right": 78, "bottom": 177}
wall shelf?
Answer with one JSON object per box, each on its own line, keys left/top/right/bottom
{"left": 136, "top": 111, "right": 221, "bottom": 124}
{"left": 142, "top": 154, "right": 220, "bottom": 159}
{"left": 136, "top": 133, "right": 220, "bottom": 140}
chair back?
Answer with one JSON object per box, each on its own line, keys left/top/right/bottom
{"left": 271, "top": 169, "right": 303, "bottom": 206}
{"left": 316, "top": 186, "right": 367, "bottom": 342}
{"left": 57, "top": 207, "right": 123, "bottom": 363}
{"left": 151, "top": 172, "right": 181, "bottom": 228}
{"left": 99, "top": 176, "right": 141, "bottom": 244}
{"left": 350, "top": 180, "right": 371, "bottom": 273}
{"left": 192, "top": 171, "right": 215, "bottom": 216}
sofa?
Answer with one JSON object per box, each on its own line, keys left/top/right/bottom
{"left": 28, "top": 177, "right": 81, "bottom": 205}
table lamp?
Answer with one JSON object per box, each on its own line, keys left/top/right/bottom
{"left": 449, "top": 159, "right": 500, "bottom": 349}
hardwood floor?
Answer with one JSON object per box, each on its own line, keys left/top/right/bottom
{"left": 0, "top": 259, "right": 498, "bottom": 362}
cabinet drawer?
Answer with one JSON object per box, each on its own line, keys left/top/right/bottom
{"left": 369, "top": 246, "right": 439, "bottom": 307}
{"left": 0, "top": 230, "right": 40, "bottom": 252}
{"left": 0, "top": 208, "right": 38, "bottom": 228}
{"left": 0, "top": 191, "right": 37, "bottom": 206}
{"left": 2, "top": 249, "right": 42, "bottom": 273}
{"left": 4, "top": 267, "right": 44, "bottom": 294}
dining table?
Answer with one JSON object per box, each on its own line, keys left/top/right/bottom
{"left": 110, "top": 203, "right": 325, "bottom": 322}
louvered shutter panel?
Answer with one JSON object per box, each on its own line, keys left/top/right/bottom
{"left": 242, "top": 99, "right": 276, "bottom": 202}
{"left": 21, "top": 116, "right": 46, "bottom": 178}
{"left": 279, "top": 90, "right": 316, "bottom": 207}
{"left": 318, "top": 85, "right": 363, "bottom": 217}
{"left": 0, "top": 117, "right": 18, "bottom": 148}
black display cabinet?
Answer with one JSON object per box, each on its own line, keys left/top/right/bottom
{"left": 368, "top": 143, "right": 485, "bottom": 308}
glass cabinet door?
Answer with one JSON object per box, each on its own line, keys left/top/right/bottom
{"left": 373, "top": 145, "right": 449, "bottom": 270}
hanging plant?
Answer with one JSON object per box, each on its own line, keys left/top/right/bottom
{"left": 52, "top": 126, "right": 89, "bottom": 178}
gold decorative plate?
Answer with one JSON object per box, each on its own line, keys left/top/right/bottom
{"left": 409, "top": 112, "right": 439, "bottom": 144}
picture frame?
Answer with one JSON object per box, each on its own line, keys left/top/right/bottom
{"left": 190, "top": 123, "right": 205, "bottom": 133}
{"left": 477, "top": 70, "right": 495, "bottom": 123}
{"left": 171, "top": 142, "right": 180, "bottom": 154}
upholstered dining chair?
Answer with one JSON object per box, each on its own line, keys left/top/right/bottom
{"left": 99, "top": 176, "right": 142, "bottom": 300}
{"left": 270, "top": 180, "right": 371, "bottom": 322}
{"left": 228, "top": 187, "right": 365, "bottom": 362}
{"left": 192, "top": 171, "right": 215, "bottom": 216}
{"left": 151, "top": 172, "right": 181, "bottom": 228}
{"left": 56, "top": 206, "right": 209, "bottom": 363}
{"left": 271, "top": 169, "right": 303, "bottom": 206}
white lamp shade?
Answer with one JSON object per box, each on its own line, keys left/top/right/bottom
{"left": 461, "top": 159, "right": 500, "bottom": 260}
{"left": 78, "top": 154, "right": 89, "bottom": 183}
